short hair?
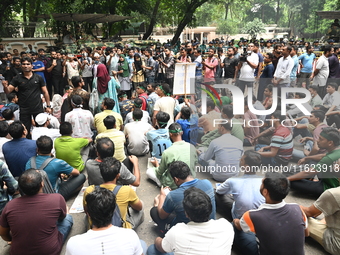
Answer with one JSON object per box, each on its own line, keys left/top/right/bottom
{"left": 195, "top": 48, "right": 202, "bottom": 54}
{"left": 271, "top": 110, "right": 286, "bottom": 122}
{"left": 274, "top": 44, "right": 281, "bottom": 50}
{"left": 306, "top": 45, "right": 313, "bottom": 51}
{"left": 9, "top": 121, "right": 24, "bottom": 139}
{"left": 64, "top": 85, "right": 72, "bottom": 91}
{"left": 207, "top": 100, "right": 215, "bottom": 109}
{"left": 133, "top": 98, "right": 143, "bottom": 109}
{"left": 99, "top": 157, "right": 121, "bottom": 182}
{"left": 132, "top": 108, "right": 143, "bottom": 121}
{"left": 156, "top": 111, "right": 170, "bottom": 128}
{"left": 183, "top": 187, "right": 212, "bottom": 223}
{"left": 0, "top": 121, "right": 9, "bottom": 137}
{"left": 13, "top": 56, "right": 20, "bottom": 62}
{"left": 266, "top": 53, "right": 274, "bottom": 59}
{"left": 21, "top": 57, "right": 32, "bottom": 64}
{"left": 96, "top": 137, "right": 114, "bottom": 159}
{"left": 321, "top": 127, "right": 340, "bottom": 146}
{"left": 20, "top": 51, "right": 27, "bottom": 56}
{"left": 36, "top": 135, "right": 53, "bottom": 154}
{"left": 220, "top": 121, "right": 232, "bottom": 131}
{"left": 327, "top": 82, "right": 338, "bottom": 91}
{"left": 7, "top": 92, "right": 17, "bottom": 102}
{"left": 266, "top": 84, "right": 273, "bottom": 92}
{"left": 311, "top": 110, "right": 325, "bottom": 122}
{"left": 158, "top": 83, "right": 171, "bottom": 95}
{"left": 222, "top": 104, "right": 234, "bottom": 118}
{"left": 71, "top": 76, "right": 82, "bottom": 88}
{"left": 180, "top": 107, "right": 191, "bottom": 119}
{"left": 19, "top": 169, "right": 42, "bottom": 196}
{"left": 85, "top": 187, "right": 116, "bottom": 228}
{"left": 263, "top": 172, "right": 290, "bottom": 201}
{"left": 324, "top": 46, "right": 332, "bottom": 54}
{"left": 292, "top": 45, "right": 298, "bottom": 52}
{"left": 309, "top": 85, "right": 319, "bottom": 93}
{"left": 103, "top": 97, "right": 115, "bottom": 110}
{"left": 148, "top": 83, "right": 158, "bottom": 90}
{"left": 71, "top": 94, "right": 83, "bottom": 107}
{"left": 103, "top": 115, "right": 116, "bottom": 129}
{"left": 243, "top": 150, "right": 261, "bottom": 167}
{"left": 314, "top": 105, "right": 328, "bottom": 113}
{"left": 295, "top": 92, "right": 305, "bottom": 98}
{"left": 60, "top": 122, "right": 72, "bottom": 135}
{"left": 2, "top": 109, "right": 13, "bottom": 120}
{"left": 168, "top": 122, "right": 182, "bottom": 135}
{"left": 169, "top": 161, "right": 191, "bottom": 180}
{"left": 285, "top": 45, "right": 292, "bottom": 53}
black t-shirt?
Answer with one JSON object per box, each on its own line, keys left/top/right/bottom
{"left": 10, "top": 73, "right": 45, "bottom": 112}
{"left": 47, "top": 58, "right": 63, "bottom": 76}
{"left": 223, "top": 57, "right": 239, "bottom": 78}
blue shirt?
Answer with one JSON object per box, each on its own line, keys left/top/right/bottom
{"left": 26, "top": 155, "right": 73, "bottom": 190}
{"left": 216, "top": 175, "right": 265, "bottom": 219}
{"left": 32, "top": 60, "right": 46, "bottom": 82}
{"left": 290, "top": 55, "right": 299, "bottom": 80}
{"left": 0, "top": 160, "right": 18, "bottom": 204}
{"left": 162, "top": 179, "right": 216, "bottom": 226}
{"left": 298, "top": 53, "right": 316, "bottom": 73}
{"left": 146, "top": 129, "right": 172, "bottom": 159}
{"left": 3, "top": 138, "right": 37, "bottom": 177}
{"left": 254, "top": 52, "right": 264, "bottom": 77}
{"left": 260, "top": 63, "right": 274, "bottom": 79}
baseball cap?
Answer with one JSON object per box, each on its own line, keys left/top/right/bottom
{"left": 35, "top": 113, "right": 49, "bottom": 125}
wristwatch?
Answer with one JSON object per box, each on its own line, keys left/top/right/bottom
{"left": 46, "top": 105, "right": 51, "bottom": 108}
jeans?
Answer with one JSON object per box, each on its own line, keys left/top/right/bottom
{"left": 290, "top": 179, "right": 324, "bottom": 197}
{"left": 58, "top": 173, "right": 86, "bottom": 201}
{"left": 255, "top": 144, "right": 286, "bottom": 167}
{"left": 150, "top": 206, "right": 176, "bottom": 236}
{"left": 232, "top": 223, "right": 259, "bottom": 255}
{"left": 147, "top": 244, "right": 174, "bottom": 255}
{"left": 146, "top": 76, "right": 155, "bottom": 84}
{"left": 140, "top": 240, "right": 147, "bottom": 255}
{"left": 57, "top": 214, "right": 73, "bottom": 244}
{"left": 83, "top": 77, "right": 93, "bottom": 92}
{"left": 292, "top": 140, "right": 313, "bottom": 162}
{"left": 237, "top": 80, "right": 253, "bottom": 93}
{"left": 293, "top": 118, "right": 312, "bottom": 138}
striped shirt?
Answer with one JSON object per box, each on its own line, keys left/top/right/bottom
{"left": 270, "top": 125, "right": 293, "bottom": 160}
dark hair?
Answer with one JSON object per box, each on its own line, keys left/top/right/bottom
{"left": 21, "top": 57, "right": 32, "bottom": 64}
{"left": 158, "top": 83, "right": 171, "bottom": 95}
{"left": 263, "top": 173, "right": 290, "bottom": 202}
{"left": 96, "top": 137, "right": 114, "bottom": 159}
{"left": 195, "top": 48, "right": 202, "bottom": 54}
{"left": 133, "top": 108, "right": 143, "bottom": 121}
{"left": 147, "top": 83, "right": 158, "bottom": 90}
{"left": 103, "top": 97, "right": 115, "bottom": 110}
{"left": 9, "top": 121, "right": 24, "bottom": 139}
{"left": 274, "top": 44, "right": 281, "bottom": 50}
{"left": 271, "top": 110, "right": 286, "bottom": 122}
{"left": 71, "top": 76, "right": 82, "bottom": 88}
{"left": 220, "top": 121, "right": 232, "bottom": 131}
{"left": 243, "top": 150, "right": 261, "bottom": 167}
{"left": 266, "top": 53, "right": 274, "bottom": 59}
{"left": 295, "top": 92, "right": 305, "bottom": 98}
{"left": 36, "top": 135, "right": 53, "bottom": 154}
{"left": 86, "top": 187, "right": 116, "bottom": 228}
{"left": 327, "top": 82, "right": 338, "bottom": 91}
{"left": 309, "top": 85, "right": 319, "bottom": 93}
{"left": 60, "top": 122, "right": 72, "bottom": 135}
{"left": 321, "top": 127, "right": 340, "bottom": 146}
{"left": 168, "top": 122, "right": 182, "bottom": 135}
{"left": 64, "top": 85, "right": 72, "bottom": 91}
{"left": 314, "top": 104, "right": 328, "bottom": 113}
{"left": 156, "top": 111, "right": 170, "bottom": 128}
{"left": 169, "top": 161, "right": 191, "bottom": 180}
{"left": 0, "top": 121, "right": 9, "bottom": 137}
{"left": 2, "top": 108, "right": 13, "bottom": 120}
{"left": 99, "top": 157, "right": 121, "bottom": 182}
{"left": 133, "top": 98, "right": 143, "bottom": 109}
{"left": 222, "top": 105, "right": 234, "bottom": 118}
{"left": 207, "top": 99, "right": 215, "bottom": 110}
{"left": 306, "top": 45, "right": 313, "bottom": 51}
{"left": 13, "top": 56, "right": 20, "bottom": 62}
{"left": 285, "top": 45, "right": 292, "bottom": 53}
{"left": 183, "top": 187, "right": 212, "bottom": 223}
{"left": 6, "top": 92, "right": 17, "bottom": 102}
{"left": 103, "top": 115, "right": 116, "bottom": 129}
{"left": 292, "top": 45, "right": 298, "bottom": 52}
{"left": 181, "top": 107, "right": 191, "bottom": 119}
{"left": 20, "top": 51, "right": 27, "bottom": 56}
{"left": 311, "top": 110, "right": 325, "bottom": 122}
{"left": 71, "top": 94, "right": 83, "bottom": 107}
{"left": 324, "top": 46, "right": 332, "bottom": 54}
{"left": 266, "top": 84, "right": 273, "bottom": 92}
{"left": 19, "top": 169, "right": 42, "bottom": 196}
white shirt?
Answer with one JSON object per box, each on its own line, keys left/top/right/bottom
{"left": 162, "top": 219, "right": 234, "bottom": 255}
{"left": 274, "top": 55, "right": 294, "bottom": 84}
{"left": 240, "top": 52, "right": 259, "bottom": 81}
{"left": 65, "top": 108, "right": 94, "bottom": 138}
{"left": 66, "top": 61, "right": 80, "bottom": 80}
{"left": 124, "top": 121, "right": 153, "bottom": 156}
{"left": 124, "top": 110, "right": 151, "bottom": 125}
{"left": 65, "top": 226, "right": 143, "bottom": 255}
{"left": 154, "top": 97, "right": 176, "bottom": 125}
{"left": 322, "top": 91, "right": 340, "bottom": 111}
{"left": 313, "top": 55, "right": 329, "bottom": 87}
{"left": 32, "top": 127, "right": 61, "bottom": 141}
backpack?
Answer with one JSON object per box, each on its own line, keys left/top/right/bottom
{"left": 140, "top": 95, "right": 155, "bottom": 118}
{"left": 30, "top": 156, "right": 56, "bottom": 194}
{"left": 96, "top": 185, "right": 125, "bottom": 227}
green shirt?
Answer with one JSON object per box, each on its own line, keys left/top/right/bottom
{"left": 155, "top": 141, "right": 198, "bottom": 190}
{"left": 315, "top": 149, "right": 340, "bottom": 190}
{"left": 54, "top": 136, "right": 89, "bottom": 171}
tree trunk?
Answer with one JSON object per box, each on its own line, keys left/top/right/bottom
{"left": 171, "top": 13, "right": 192, "bottom": 45}
{"left": 225, "top": 2, "right": 229, "bottom": 20}
{"left": 276, "top": 0, "right": 280, "bottom": 24}
{"left": 143, "top": 0, "right": 162, "bottom": 40}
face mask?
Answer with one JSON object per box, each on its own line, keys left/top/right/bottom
{"left": 94, "top": 60, "right": 99, "bottom": 64}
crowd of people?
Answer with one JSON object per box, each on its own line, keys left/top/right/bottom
{"left": 0, "top": 36, "right": 339, "bottom": 255}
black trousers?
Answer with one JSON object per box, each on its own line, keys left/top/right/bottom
{"left": 150, "top": 206, "right": 176, "bottom": 236}
{"left": 20, "top": 109, "right": 43, "bottom": 139}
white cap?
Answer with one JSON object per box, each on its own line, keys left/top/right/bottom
{"left": 35, "top": 113, "right": 49, "bottom": 125}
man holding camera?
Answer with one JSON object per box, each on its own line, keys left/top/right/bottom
{"left": 158, "top": 48, "right": 175, "bottom": 88}
{"left": 235, "top": 43, "right": 259, "bottom": 92}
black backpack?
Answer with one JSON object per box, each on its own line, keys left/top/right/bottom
{"left": 96, "top": 185, "right": 125, "bottom": 227}
{"left": 30, "top": 156, "right": 56, "bottom": 194}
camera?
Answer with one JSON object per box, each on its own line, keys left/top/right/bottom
{"left": 239, "top": 47, "right": 248, "bottom": 62}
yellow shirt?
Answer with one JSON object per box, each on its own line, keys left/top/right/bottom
{"left": 94, "top": 110, "right": 123, "bottom": 134}
{"left": 83, "top": 184, "right": 140, "bottom": 229}
{"left": 95, "top": 129, "right": 126, "bottom": 162}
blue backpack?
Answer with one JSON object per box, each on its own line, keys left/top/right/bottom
{"left": 140, "top": 95, "right": 155, "bottom": 118}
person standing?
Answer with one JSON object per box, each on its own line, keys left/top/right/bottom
{"left": 298, "top": 45, "right": 316, "bottom": 88}
{"left": 3, "top": 57, "right": 51, "bottom": 136}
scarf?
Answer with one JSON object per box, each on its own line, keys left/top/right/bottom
{"left": 96, "top": 64, "right": 111, "bottom": 94}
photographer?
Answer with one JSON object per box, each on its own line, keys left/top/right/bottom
{"left": 235, "top": 43, "right": 259, "bottom": 92}
{"left": 158, "top": 47, "right": 175, "bottom": 88}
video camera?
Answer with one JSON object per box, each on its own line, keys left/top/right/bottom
{"left": 239, "top": 47, "right": 249, "bottom": 62}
